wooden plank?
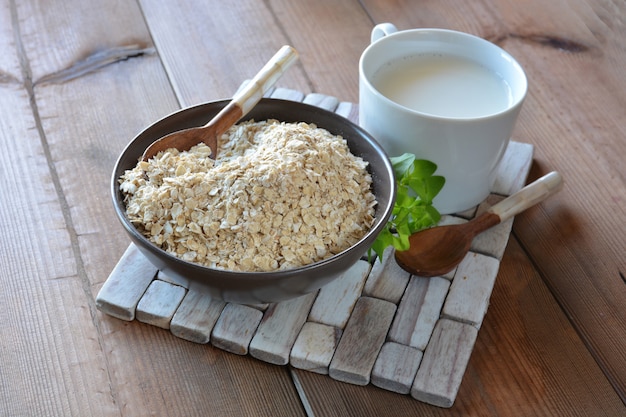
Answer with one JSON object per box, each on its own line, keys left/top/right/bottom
{"left": 249, "top": 292, "right": 317, "bottom": 365}
{"left": 411, "top": 319, "right": 478, "bottom": 408}
{"left": 442, "top": 252, "right": 500, "bottom": 327}
{"left": 371, "top": 342, "right": 423, "bottom": 395}
{"left": 0, "top": 78, "right": 118, "bottom": 417}
{"left": 388, "top": 276, "right": 450, "bottom": 350}
{"left": 170, "top": 290, "right": 226, "bottom": 344}
{"left": 491, "top": 141, "right": 534, "bottom": 195}
{"left": 157, "top": 269, "right": 190, "bottom": 289}
{"left": 335, "top": 102, "right": 359, "bottom": 123}
{"left": 290, "top": 322, "right": 342, "bottom": 375}
{"left": 0, "top": 4, "right": 155, "bottom": 414}
{"left": 16, "top": 0, "right": 152, "bottom": 83}
{"left": 95, "top": 244, "right": 157, "bottom": 321}
{"left": 329, "top": 297, "right": 396, "bottom": 385}
{"left": 211, "top": 303, "right": 263, "bottom": 355}
{"left": 303, "top": 92, "right": 339, "bottom": 111}
{"left": 263, "top": 0, "right": 374, "bottom": 104}
{"left": 308, "top": 260, "right": 370, "bottom": 328}
{"left": 138, "top": 0, "right": 312, "bottom": 107}
{"left": 135, "top": 280, "right": 186, "bottom": 329}
{"left": 363, "top": 247, "right": 411, "bottom": 303}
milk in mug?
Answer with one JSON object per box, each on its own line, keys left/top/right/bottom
{"left": 373, "top": 55, "right": 513, "bottom": 118}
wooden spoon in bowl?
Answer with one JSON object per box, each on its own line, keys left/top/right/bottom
{"left": 394, "top": 171, "right": 563, "bottom": 277}
{"left": 141, "top": 45, "right": 298, "bottom": 161}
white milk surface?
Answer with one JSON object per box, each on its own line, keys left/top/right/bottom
{"left": 374, "top": 55, "right": 513, "bottom": 118}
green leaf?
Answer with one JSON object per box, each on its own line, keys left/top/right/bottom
{"left": 411, "top": 159, "right": 438, "bottom": 178}
{"left": 369, "top": 152, "right": 445, "bottom": 263}
{"left": 390, "top": 153, "right": 415, "bottom": 178}
{"left": 406, "top": 175, "right": 445, "bottom": 204}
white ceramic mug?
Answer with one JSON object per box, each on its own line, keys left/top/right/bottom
{"left": 359, "top": 23, "right": 527, "bottom": 214}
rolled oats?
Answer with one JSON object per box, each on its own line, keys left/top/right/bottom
{"left": 120, "top": 120, "right": 377, "bottom": 272}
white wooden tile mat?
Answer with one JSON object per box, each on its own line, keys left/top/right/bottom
{"left": 96, "top": 86, "right": 534, "bottom": 408}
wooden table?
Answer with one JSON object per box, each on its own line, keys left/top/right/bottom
{"left": 1, "top": 1, "right": 624, "bottom": 416}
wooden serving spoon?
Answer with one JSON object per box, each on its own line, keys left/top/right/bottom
{"left": 394, "top": 171, "right": 563, "bottom": 277}
{"left": 141, "top": 45, "right": 299, "bottom": 161}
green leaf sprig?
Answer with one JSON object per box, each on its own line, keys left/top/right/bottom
{"left": 369, "top": 153, "right": 445, "bottom": 262}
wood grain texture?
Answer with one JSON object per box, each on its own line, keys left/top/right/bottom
{"left": 135, "top": 280, "right": 186, "bottom": 329}
{"left": 170, "top": 289, "right": 226, "bottom": 343}
{"left": 469, "top": 195, "right": 512, "bottom": 260}
{"left": 442, "top": 252, "right": 500, "bottom": 327}
{"left": 371, "top": 342, "right": 423, "bottom": 395}
{"left": 411, "top": 319, "right": 478, "bottom": 408}
{"left": 0, "top": 77, "right": 118, "bottom": 417}
{"left": 389, "top": 276, "right": 450, "bottom": 350}
{"left": 249, "top": 292, "right": 317, "bottom": 365}
{"left": 329, "top": 297, "right": 397, "bottom": 385}
{"left": 138, "top": 0, "right": 312, "bottom": 107}
{"left": 308, "top": 260, "right": 370, "bottom": 328}
{"left": 363, "top": 247, "right": 412, "bottom": 303}
{"left": 96, "top": 244, "right": 158, "bottom": 320}
{"left": 290, "top": 322, "right": 342, "bottom": 374}
{"left": 267, "top": 0, "right": 374, "bottom": 103}
{"left": 2, "top": 0, "right": 625, "bottom": 415}
{"left": 211, "top": 303, "right": 263, "bottom": 355}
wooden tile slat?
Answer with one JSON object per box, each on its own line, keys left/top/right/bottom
{"left": 328, "top": 296, "right": 397, "bottom": 386}
{"left": 442, "top": 252, "right": 500, "bottom": 327}
{"left": 371, "top": 342, "right": 423, "bottom": 395}
{"left": 362, "top": 246, "right": 411, "bottom": 303}
{"left": 303, "top": 93, "right": 339, "bottom": 111}
{"left": 308, "top": 260, "right": 370, "bottom": 328}
{"left": 157, "top": 270, "right": 190, "bottom": 289}
{"left": 170, "top": 290, "right": 226, "bottom": 344}
{"left": 388, "top": 276, "right": 450, "bottom": 350}
{"left": 211, "top": 303, "right": 263, "bottom": 355}
{"left": 249, "top": 292, "right": 318, "bottom": 365}
{"left": 95, "top": 244, "right": 158, "bottom": 321}
{"left": 491, "top": 141, "right": 534, "bottom": 196}
{"left": 135, "top": 280, "right": 186, "bottom": 329}
{"left": 411, "top": 319, "right": 479, "bottom": 408}
{"left": 290, "top": 322, "right": 342, "bottom": 375}
{"left": 469, "top": 195, "right": 512, "bottom": 260}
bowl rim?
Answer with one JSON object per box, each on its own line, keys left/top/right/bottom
{"left": 111, "top": 98, "right": 396, "bottom": 280}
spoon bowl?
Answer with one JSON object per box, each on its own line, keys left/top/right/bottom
{"left": 141, "top": 45, "right": 298, "bottom": 161}
{"left": 395, "top": 171, "right": 563, "bottom": 277}
{"left": 395, "top": 213, "right": 500, "bottom": 277}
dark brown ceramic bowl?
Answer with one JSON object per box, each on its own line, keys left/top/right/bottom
{"left": 112, "top": 98, "right": 395, "bottom": 303}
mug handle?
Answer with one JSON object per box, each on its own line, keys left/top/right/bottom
{"left": 371, "top": 23, "right": 398, "bottom": 43}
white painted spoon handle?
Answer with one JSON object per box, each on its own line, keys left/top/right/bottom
{"left": 489, "top": 171, "right": 563, "bottom": 222}
{"left": 233, "top": 45, "right": 299, "bottom": 114}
